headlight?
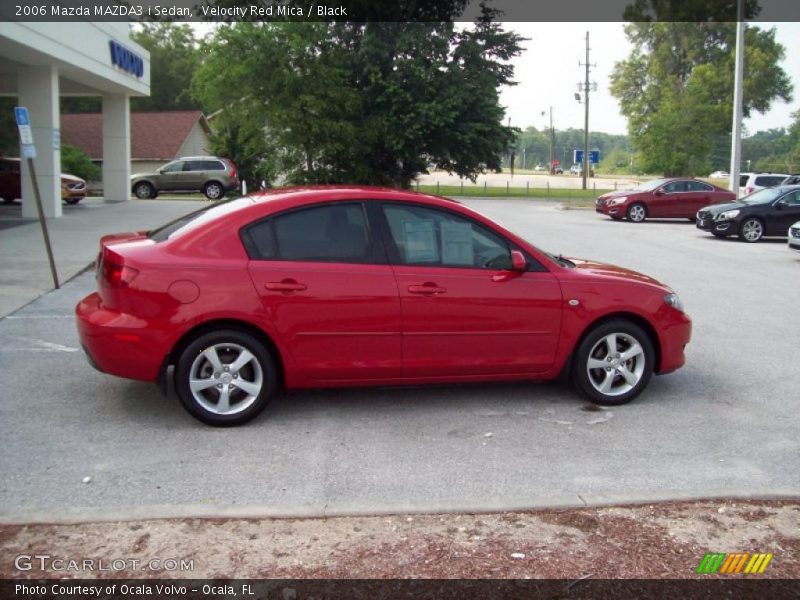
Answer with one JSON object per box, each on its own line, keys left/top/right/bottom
{"left": 609, "top": 196, "right": 627, "bottom": 205}
{"left": 664, "top": 293, "right": 684, "bottom": 312}
{"left": 716, "top": 209, "right": 740, "bottom": 220}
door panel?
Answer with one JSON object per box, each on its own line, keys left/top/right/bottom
{"left": 248, "top": 262, "right": 401, "bottom": 380}
{"left": 393, "top": 266, "right": 562, "bottom": 376}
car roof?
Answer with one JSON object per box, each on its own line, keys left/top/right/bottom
{"left": 248, "top": 184, "right": 460, "bottom": 206}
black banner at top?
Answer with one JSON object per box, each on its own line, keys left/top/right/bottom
{"left": 2, "top": 0, "right": 800, "bottom": 22}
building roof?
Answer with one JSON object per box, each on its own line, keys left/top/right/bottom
{"left": 60, "top": 111, "right": 209, "bottom": 160}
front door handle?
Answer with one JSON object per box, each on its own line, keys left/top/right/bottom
{"left": 408, "top": 283, "right": 447, "bottom": 295}
{"left": 265, "top": 279, "right": 307, "bottom": 292}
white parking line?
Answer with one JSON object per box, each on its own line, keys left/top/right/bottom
{"left": 0, "top": 334, "right": 79, "bottom": 352}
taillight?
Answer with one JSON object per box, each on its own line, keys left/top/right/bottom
{"left": 102, "top": 259, "right": 139, "bottom": 288}
{"left": 228, "top": 161, "right": 237, "bottom": 180}
{"left": 745, "top": 186, "right": 754, "bottom": 195}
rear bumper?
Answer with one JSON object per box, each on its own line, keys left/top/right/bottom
{"left": 75, "top": 292, "right": 164, "bottom": 382}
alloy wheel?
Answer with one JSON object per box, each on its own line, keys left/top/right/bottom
{"left": 188, "top": 343, "right": 263, "bottom": 416}
{"left": 585, "top": 332, "right": 646, "bottom": 397}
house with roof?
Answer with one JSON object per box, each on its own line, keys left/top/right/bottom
{"left": 60, "top": 110, "right": 212, "bottom": 177}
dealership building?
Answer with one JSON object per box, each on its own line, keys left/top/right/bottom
{"left": 0, "top": 22, "right": 150, "bottom": 217}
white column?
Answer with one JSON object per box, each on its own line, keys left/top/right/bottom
{"left": 102, "top": 93, "right": 131, "bottom": 203}
{"left": 18, "top": 66, "right": 61, "bottom": 218}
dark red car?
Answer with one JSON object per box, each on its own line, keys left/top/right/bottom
{"left": 596, "top": 178, "right": 735, "bottom": 222}
{"left": 76, "top": 186, "right": 691, "bottom": 426}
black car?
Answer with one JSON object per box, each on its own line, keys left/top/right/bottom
{"left": 696, "top": 185, "right": 800, "bottom": 242}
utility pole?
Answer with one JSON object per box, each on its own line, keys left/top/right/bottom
{"left": 577, "top": 32, "right": 596, "bottom": 191}
{"left": 543, "top": 107, "right": 555, "bottom": 173}
{"left": 729, "top": 0, "right": 745, "bottom": 195}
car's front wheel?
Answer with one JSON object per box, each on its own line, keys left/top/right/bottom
{"left": 133, "top": 182, "right": 155, "bottom": 199}
{"left": 572, "top": 320, "right": 655, "bottom": 406}
{"left": 203, "top": 181, "right": 224, "bottom": 200}
{"left": 175, "top": 329, "right": 277, "bottom": 426}
{"left": 64, "top": 198, "right": 82, "bottom": 205}
{"left": 739, "top": 217, "right": 764, "bottom": 242}
{"left": 626, "top": 203, "right": 647, "bottom": 223}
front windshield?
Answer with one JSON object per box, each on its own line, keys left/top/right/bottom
{"left": 635, "top": 178, "right": 669, "bottom": 191}
{"left": 740, "top": 188, "right": 782, "bottom": 205}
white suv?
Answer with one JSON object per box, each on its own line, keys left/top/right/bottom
{"left": 739, "top": 172, "right": 789, "bottom": 197}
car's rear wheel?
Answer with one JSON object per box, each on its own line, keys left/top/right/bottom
{"left": 175, "top": 329, "right": 276, "bottom": 426}
{"left": 203, "top": 181, "right": 224, "bottom": 200}
{"left": 64, "top": 198, "right": 82, "bottom": 205}
{"left": 572, "top": 320, "right": 655, "bottom": 406}
{"left": 739, "top": 217, "right": 764, "bottom": 242}
{"left": 626, "top": 203, "right": 647, "bottom": 223}
{"left": 134, "top": 182, "right": 155, "bottom": 199}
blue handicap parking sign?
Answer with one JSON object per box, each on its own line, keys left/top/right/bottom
{"left": 14, "top": 106, "right": 30, "bottom": 126}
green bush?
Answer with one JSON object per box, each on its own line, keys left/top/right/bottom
{"left": 61, "top": 144, "right": 100, "bottom": 182}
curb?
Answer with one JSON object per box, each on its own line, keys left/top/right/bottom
{"left": 2, "top": 489, "right": 798, "bottom": 525}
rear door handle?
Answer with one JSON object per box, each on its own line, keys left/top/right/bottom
{"left": 408, "top": 283, "right": 447, "bottom": 295}
{"left": 265, "top": 279, "right": 307, "bottom": 292}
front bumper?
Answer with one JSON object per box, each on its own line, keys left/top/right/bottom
{"left": 696, "top": 216, "right": 739, "bottom": 236}
{"left": 657, "top": 310, "right": 692, "bottom": 375}
{"left": 75, "top": 292, "right": 164, "bottom": 382}
{"left": 595, "top": 200, "right": 623, "bottom": 218}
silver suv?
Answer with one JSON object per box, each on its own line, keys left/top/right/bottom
{"left": 131, "top": 156, "right": 239, "bottom": 200}
{"left": 738, "top": 172, "right": 789, "bottom": 197}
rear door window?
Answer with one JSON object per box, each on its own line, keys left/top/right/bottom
{"left": 754, "top": 176, "right": 786, "bottom": 188}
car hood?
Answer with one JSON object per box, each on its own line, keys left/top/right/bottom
{"left": 700, "top": 200, "right": 747, "bottom": 214}
{"left": 598, "top": 189, "right": 639, "bottom": 200}
{"left": 566, "top": 257, "right": 664, "bottom": 286}
{"left": 60, "top": 173, "right": 85, "bottom": 183}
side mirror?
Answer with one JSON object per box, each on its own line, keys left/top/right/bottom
{"left": 775, "top": 199, "right": 787, "bottom": 209}
{"left": 511, "top": 250, "right": 526, "bottom": 271}
{"left": 654, "top": 189, "right": 664, "bottom": 196}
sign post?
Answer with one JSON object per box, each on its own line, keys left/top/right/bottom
{"left": 15, "top": 106, "right": 59, "bottom": 289}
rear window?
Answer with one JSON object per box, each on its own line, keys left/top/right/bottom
{"left": 739, "top": 175, "right": 749, "bottom": 187}
{"left": 147, "top": 197, "right": 252, "bottom": 242}
{"left": 753, "top": 175, "right": 785, "bottom": 187}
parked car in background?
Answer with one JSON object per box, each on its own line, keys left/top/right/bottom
{"left": 0, "top": 157, "right": 87, "bottom": 204}
{"left": 569, "top": 164, "right": 580, "bottom": 175}
{"left": 76, "top": 186, "right": 691, "bottom": 426}
{"left": 781, "top": 174, "right": 800, "bottom": 186}
{"left": 595, "top": 178, "right": 735, "bottom": 222}
{"left": 738, "top": 172, "right": 789, "bottom": 197}
{"left": 789, "top": 221, "right": 800, "bottom": 253}
{"left": 130, "top": 156, "right": 239, "bottom": 200}
{"left": 696, "top": 185, "right": 800, "bottom": 242}
{"left": 552, "top": 164, "right": 564, "bottom": 174}
{"left": 709, "top": 170, "right": 729, "bottom": 179}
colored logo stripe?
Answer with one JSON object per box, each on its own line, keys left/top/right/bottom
{"left": 697, "top": 552, "right": 773, "bottom": 574}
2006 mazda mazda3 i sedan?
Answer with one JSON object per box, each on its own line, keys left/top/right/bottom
{"left": 76, "top": 186, "right": 691, "bottom": 426}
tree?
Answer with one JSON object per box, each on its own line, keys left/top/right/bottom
{"left": 61, "top": 144, "right": 101, "bottom": 181}
{"left": 610, "top": 16, "right": 792, "bottom": 176}
{"left": 191, "top": 8, "right": 522, "bottom": 187}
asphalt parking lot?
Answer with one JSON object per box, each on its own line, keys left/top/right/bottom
{"left": 0, "top": 199, "right": 798, "bottom": 521}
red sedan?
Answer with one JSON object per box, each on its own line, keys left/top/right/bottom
{"left": 76, "top": 186, "right": 691, "bottom": 426}
{"left": 596, "top": 178, "right": 735, "bottom": 222}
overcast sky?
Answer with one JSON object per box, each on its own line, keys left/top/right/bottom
{"left": 498, "top": 22, "right": 800, "bottom": 136}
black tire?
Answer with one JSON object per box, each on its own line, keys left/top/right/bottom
{"left": 2, "top": 196, "right": 15, "bottom": 203}
{"left": 175, "top": 329, "right": 277, "bottom": 426}
{"left": 738, "top": 217, "right": 764, "bottom": 243}
{"left": 572, "top": 320, "right": 655, "bottom": 406}
{"left": 203, "top": 181, "right": 224, "bottom": 200}
{"left": 626, "top": 203, "right": 647, "bottom": 223}
{"left": 65, "top": 198, "right": 82, "bottom": 205}
{"left": 133, "top": 182, "right": 155, "bottom": 199}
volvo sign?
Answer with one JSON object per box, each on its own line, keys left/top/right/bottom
{"left": 109, "top": 41, "right": 144, "bottom": 78}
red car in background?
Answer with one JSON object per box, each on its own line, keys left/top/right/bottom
{"left": 0, "top": 157, "right": 87, "bottom": 204}
{"left": 596, "top": 178, "right": 735, "bottom": 222}
{"left": 76, "top": 186, "right": 691, "bottom": 426}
